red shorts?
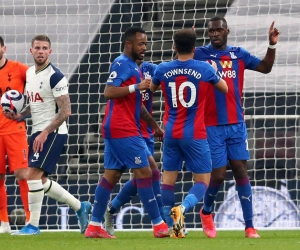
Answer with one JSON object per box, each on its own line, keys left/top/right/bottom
{"left": 0, "top": 132, "right": 28, "bottom": 174}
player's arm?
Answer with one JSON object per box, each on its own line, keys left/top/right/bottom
{"left": 44, "top": 94, "right": 71, "bottom": 134}
{"left": 140, "top": 104, "right": 164, "bottom": 138}
{"left": 255, "top": 21, "right": 280, "bottom": 74}
{"left": 104, "top": 79, "right": 150, "bottom": 99}
{"left": 213, "top": 79, "right": 228, "bottom": 93}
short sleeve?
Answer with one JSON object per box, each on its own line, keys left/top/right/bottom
{"left": 239, "top": 47, "right": 261, "bottom": 70}
{"left": 50, "top": 73, "right": 69, "bottom": 97}
{"left": 152, "top": 65, "right": 162, "bottom": 86}
{"left": 18, "top": 62, "right": 29, "bottom": 83}
{"left": 106, "top": 60, "right": 132, "bottom": 87}
{"left": 203, "top": 63, "right": 221, "bottom": 85}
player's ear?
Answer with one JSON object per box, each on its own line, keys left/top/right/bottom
{"left": 48, "top": 49, "right": 52, "bottom": 55}
{"left": 174, "top": 46, "right": 178, "bottom": 53}
{"left": 227, "top": 28, "right": 230, "bottom": 34}
{"left": 192, "top": 47, "right": 196, "bottom": 53}
{"left": 29, "top": 48, "right": 33, "bottom": 55}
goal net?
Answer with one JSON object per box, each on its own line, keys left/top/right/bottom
{"left": 1, "top": 0, "right": 300, "bottom": 231}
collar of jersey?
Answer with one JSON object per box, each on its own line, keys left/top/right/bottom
{"left": 35, "top": 61, "right": 51, "bottom": 74}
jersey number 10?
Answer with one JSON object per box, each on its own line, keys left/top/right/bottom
{"left": 169, "top": 81, "right": 196, "bottom": 108}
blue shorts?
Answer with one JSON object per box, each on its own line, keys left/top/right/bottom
{"left": 104, "top": 137, "right": 151, "bottom": 170}
{"left": 29, "top": 131, "right": 67, "bottom": 175}
{"left": 162, "top": 138, "right": 211, "bottom": 174}
{"left": 206, "top": 122, "right": 250, "bottom": 169}
{"left": 143, "top": 137, "right": 154, "bottom": 156}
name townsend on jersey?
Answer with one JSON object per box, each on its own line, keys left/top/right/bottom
{"left": 164, "top": 69, "right": 202, "bottom": 79}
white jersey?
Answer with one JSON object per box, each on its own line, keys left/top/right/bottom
{"left": 26, "top": 62, "right": 69, "bottom": 134}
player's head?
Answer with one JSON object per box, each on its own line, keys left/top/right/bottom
{"left": 207, "top": 16, "right": 229, "bottom": 49}
{"left": 30, "top": 34, "right": 52, "bottom": 67}
{"left": 123, "top": 27, "right": 147, "bottom": 61}
{"left": 173, "top": 29, "right": 196, "bottom": 55}
{"left": 0, "top": 36, "right": 7, "bottom": 61}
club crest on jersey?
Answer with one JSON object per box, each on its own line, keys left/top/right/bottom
{"left": 135, "top": 157, "right": 142, "bottom": 164}
{"left": 230, "top": 52, "right": 237, "bottom": 59}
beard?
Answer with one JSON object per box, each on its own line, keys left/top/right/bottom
{"left": 131, "top": 48, "right": 144, "bottom": 61}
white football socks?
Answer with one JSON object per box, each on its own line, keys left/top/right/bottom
{"left": 43, "top": 179, "right": 81, "bottom": 212}
{"left": 27, "top": 180, "right": 44, "bottom": 227}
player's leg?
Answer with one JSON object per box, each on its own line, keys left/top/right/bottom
{"left": 170, "top": 139, "right": 211, "bottom": 238}
{"left": 200, "top": 125, "right": 227, "bottom": 238}
{"left": 6, "top": 132, "right": 30, "bottom": 223}
{"left": 0, "top": 135, "right": 10, "bottom": 233}
{"left": 227, "top": 122, "right": 259, "bottom": 238}
{"left": 133, "top": 166, "right": 168, "bottom": 238}
{"left": 85, "top": 138, "right": 125, "bottom": 239}
{"left": 160, "top": 138, "right": 181, "bottom": 234}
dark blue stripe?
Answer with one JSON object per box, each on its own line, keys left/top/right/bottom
{"left": 49, "top": 64, "right": 65, "bottom": 89}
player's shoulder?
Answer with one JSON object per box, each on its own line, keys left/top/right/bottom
{"left": 226, "top": 45, "right": 249, "bottom": 55}
{"left": 113, "top": 54, "right": 134, "bottom": 65}
{"left": 49, "top": 63, "right": 65, "bottom": 77}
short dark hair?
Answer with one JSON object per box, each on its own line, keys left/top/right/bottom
{"left": 174, "top": 29, "right": 196, "bottom": 54}
{"left": 209, "top": 16, "right": 228, "bottom": 28}
{"left": 31, "top": 34, "right": 51, "bottom": 48}
{"left": 124, "top": 27, "right": 146, "bottom": 42}
{"left": 0, "top": 36, "right": 4, "bottom": 47}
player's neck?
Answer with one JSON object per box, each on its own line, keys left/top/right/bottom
{"left": 0, "top": 57, "right": 7, "bottom": 68}
{"left": 123, "top": 51, "right": 135, "bottom": 62}
{"left": 177, "top": 53, "right": 193, "bottom": 61}
{"left": 35, "top": 60, "right": 50, "bottom": 73}
{"left": 211, "top": 44, "right": 227, "bottom": 51}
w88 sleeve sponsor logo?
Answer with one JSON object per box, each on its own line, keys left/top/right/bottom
{"left": 218, "top": 70, "right": 236, "bottom": 79}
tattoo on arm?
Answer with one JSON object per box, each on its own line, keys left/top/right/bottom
{"left": 44, "top": 94, "right": 71, "bottom": 134}
{"left": 20, "top": 104, "right": 31, "bottom": 117}
{"left": 140, "top": 105, "right": 158, "bottom": 129}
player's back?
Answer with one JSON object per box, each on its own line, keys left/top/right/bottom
{"left": 194, "top": 45, "right": 261, "bottom": 126}
{"left": 153, "top": 59, "right": 219, "bottom": 139}
{"left": 102, "top": 54, "right": 143, "bottom": 139}
{"left": 0, "top": 60, "right": 28, "bottom": 134}
{"left": 26, "top": 62, "right": 68, "bottom": 134}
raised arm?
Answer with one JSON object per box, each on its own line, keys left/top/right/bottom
{"left": 255, "top": 21, "right": 280, "bottom": 74}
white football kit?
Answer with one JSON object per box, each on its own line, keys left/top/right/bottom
{"left": 26, "top": 62, "right": 69, "bottom": 134}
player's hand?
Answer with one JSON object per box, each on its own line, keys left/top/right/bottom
{"left": 2, "top": 111, "right": 22, "bottom": 121}
{"left": 154, "top": 127, "right": 164, "bottom": 141}
{"left": 33, "top": 130, "right": 48, "bottom": 152}
{"left": 269, "top": 21, "right": 280, "bottom": 45}
{"left": 137, "top": 79, "right": 151, "bottom": 91}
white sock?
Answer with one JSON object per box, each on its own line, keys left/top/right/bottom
{"left": 28, "top": 180, "right": 44, "bottom": 227}
{"left": 90, "top": 221, "right": 102, "bottom": 227}
{"left": 1, "top": 222, "right": 10, "bottom": 227}
{"left": 43, "top": 179, "right": 81, "bottom": 212}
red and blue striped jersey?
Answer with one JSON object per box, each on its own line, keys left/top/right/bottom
{"left": 194, "top": 45, "right": 261, "bottom": 126}
{"left": 152, "top": 59, "right": 220, "bottom": 139}
{"left": 140, "top": 62, "right": 157, "bottom": 139}
{"left": 102, "top": 54, "right": 143, "bottom": 138}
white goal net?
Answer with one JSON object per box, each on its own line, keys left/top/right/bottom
{"left": 1, "top": 0, "right": 299, "bottom": 230}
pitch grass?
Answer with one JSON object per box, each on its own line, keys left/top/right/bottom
{"left": 1, "top": 231, "right": 300, "bottom": 250}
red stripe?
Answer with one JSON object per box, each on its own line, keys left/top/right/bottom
{"left": 204, "top": 83, "right": 218, "bottom": 126}
{"left": 172, "top": 75, "right": 188, "bottom": 138}
{"left": 101, "top": 101, "right": 110, "bottom": 137}
{"left": 194, "top": 81, "right": 207, "bottom": 139}
{"left": 161, "top": 81, "right": 170, "bottom": 129}
{"left": 220, "top": 55, "right": 237, "bottom": 124}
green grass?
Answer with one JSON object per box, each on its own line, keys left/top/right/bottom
{"left": 1, "top": 231, "right": 300, "bottom": 250}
